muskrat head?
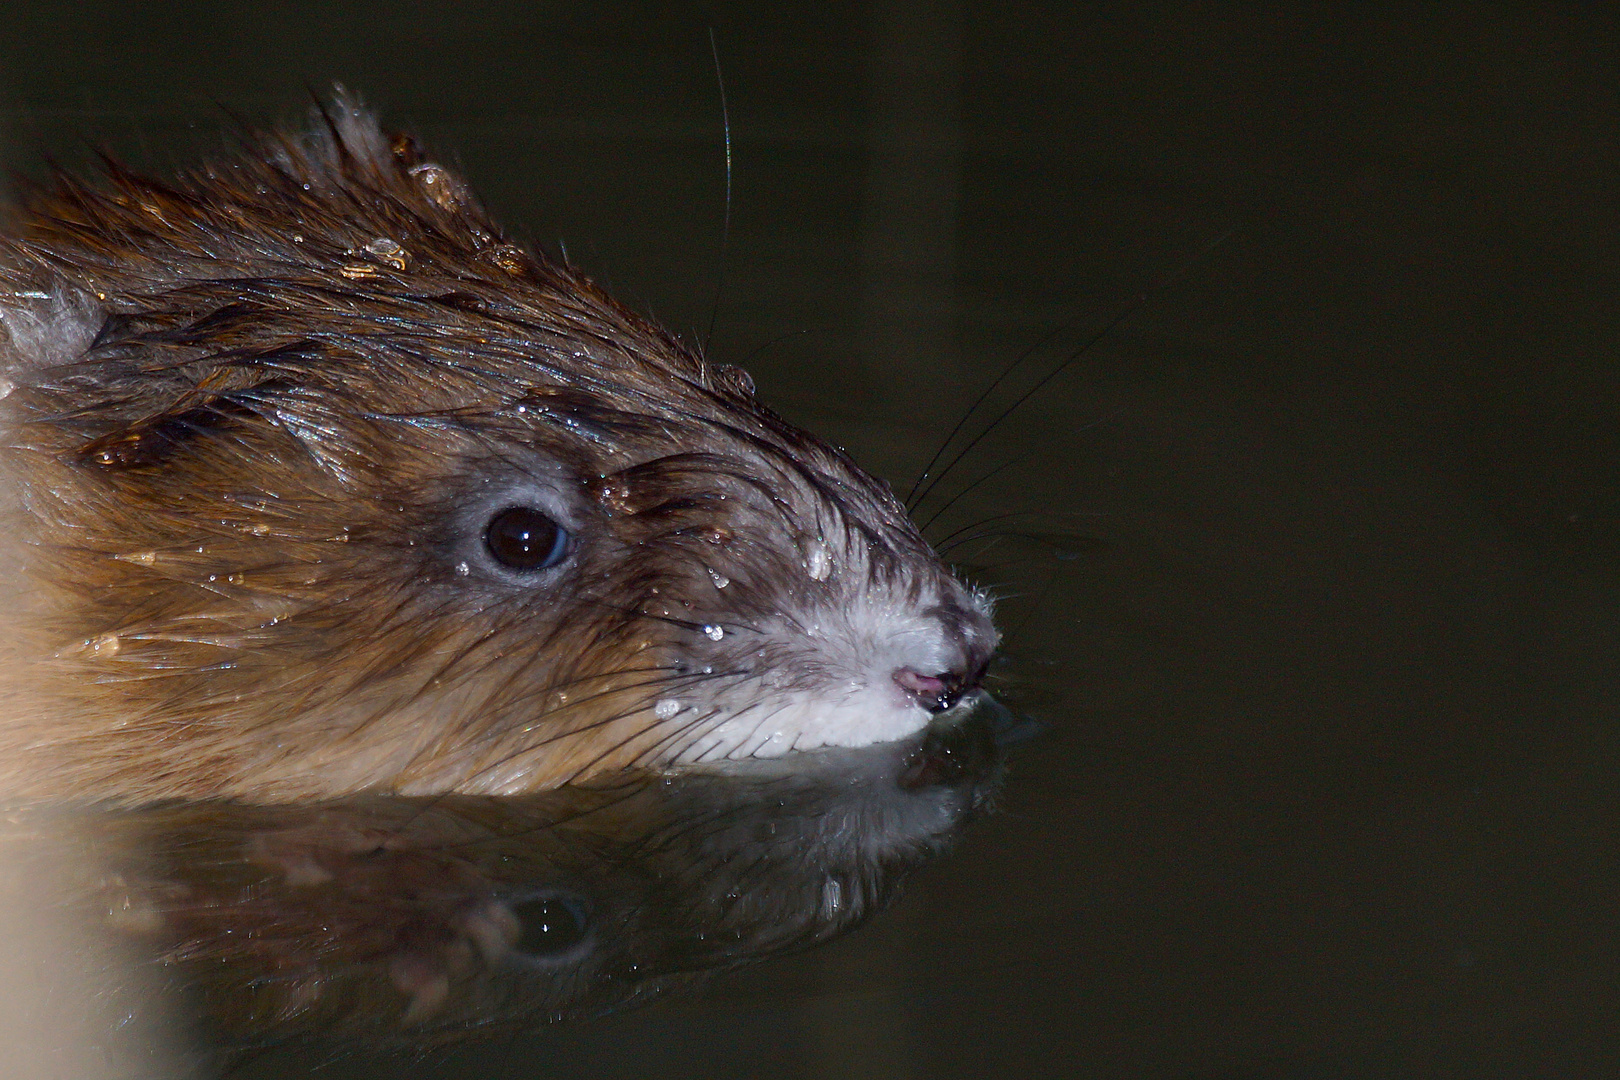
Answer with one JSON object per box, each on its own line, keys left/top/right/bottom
{"left": 0, "top": 96, "right": 996, "bottom": 802}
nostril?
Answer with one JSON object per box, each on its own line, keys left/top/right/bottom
{"left": 893, "top": 667, "right": 958, "bottom": 712}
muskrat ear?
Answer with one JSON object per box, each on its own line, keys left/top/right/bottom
{"left": 0, "top": 287, "right": 285, "bottom": 471}
{"left": 0, "top": 283, "right": 103, "bottom": 384}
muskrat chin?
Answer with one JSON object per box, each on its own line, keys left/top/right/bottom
{"left": 392, "top": 578, "right": 998, "bottom": 796}
{"left": 0, "top": 91, "right": 999, "bottom": 803}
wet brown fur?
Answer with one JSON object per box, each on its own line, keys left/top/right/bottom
{"left": 0, "top": 95, "right": 989, "bottom": 804}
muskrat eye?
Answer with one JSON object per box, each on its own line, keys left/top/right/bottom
{"left": 484, "top": 506, "right": 570, "bottom": 571}
{"left": 510, "top": 895, "right": 590, "bottom": 958}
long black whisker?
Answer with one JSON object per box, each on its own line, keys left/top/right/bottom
{"left": 478, "top": 663, "right": 688, "bottom": 721}
{"left": 492, "top": 669, "right": 755, "bottom": 777}
{"left": 394, "top": 666, "right": 704, "bottom": 794}
{"left": 911, "top": 227, "right": 1236, "bottom": 514}
{"left": 904, "top": 316, "right": 1079, "bottom": 508}
{"left": 1002, "top": 556, "right": 1066, "bottom": 646}
{"left": 475, "top": 667, "right": 743, "bottom": 753}
{"left": 937, "top": 530, "right": 1024, "bottom": 557}
{"left": 626, "top": 704, "right": 733, "bottom": 769}
{"left": 560, "top": 703, "right": 722, "bottom": 785}
{"left": 702, "top": 25, "right": 733, "bottom": 353}
{"left": 568, "top": 591, "right": 767, "bottom": 638}
{"left": 667, "top": 698, "right": 769, "bottom": 763}
{"left": 918, "top": 451, "right": 1034, "bottom": 535}
{"left": 951, "top": 554, "right": 1088, "bottom": 575}
{"left": 937, "top": 525, "right": 1106, "bottom": 558}
{"left": 738, "top": 327, "right": 818, "bottom": 368}
{"left": 402, "top": 668, "right": 753, "bottom": 811}
{"left": 931, "top": 508, "right": 1054, "bottom": 552}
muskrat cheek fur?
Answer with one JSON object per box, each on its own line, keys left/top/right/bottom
{"left": 0, "top": 94, "right": 997, "bottom": 804}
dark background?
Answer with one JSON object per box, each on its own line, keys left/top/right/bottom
{"left": 5, "top": 3, "right": 1620, "bottom": 1077}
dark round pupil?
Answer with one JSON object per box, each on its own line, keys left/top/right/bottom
{"left": 511, "top": 897, "right": 588, "bottom": 956}
{"left": 485, "top": 506, "right": 566, "bottom": 571}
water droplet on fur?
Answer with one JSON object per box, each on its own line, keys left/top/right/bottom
{"left": 703, "top": 624, "right": 724, "bottom": 641}
{"left": 805, "top": 539, "right": 832, "bottom": 581}
{"left": 0, "top": 377, "right": 12, "bottom": 400}
{"left": 598, "top": 479, "right": 634, "bottom": 515}
{"left": 409, "top": 163, "right": 462, "bottom": 209}
{"left": 364, "top": 237, "right": 408, "bottom": 270}
{"left": 820, "top": 876, "right": 844, "bottom": 916}
{"left": 654, "top": 699, "right": 681, "bottom": 720}
{"left": 455, "top": 561, "right": 471, "bottom": 577}
{"left": 706, "top": 567, "right": 730, "bottom": 589}
{"left": 488, "top": 244, "right": 527, "bottom": 275}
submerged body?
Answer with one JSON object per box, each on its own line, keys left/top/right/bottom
{"left": 0, "top": 95, "right": 995, "bottom": 805}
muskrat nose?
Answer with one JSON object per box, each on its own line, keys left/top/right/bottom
{"left": 894, "top": 666, "right": 971, "bottom": 713}
{"left": 893, "top": 592, "right": 998, "bottom": 712}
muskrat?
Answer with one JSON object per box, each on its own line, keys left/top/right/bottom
{"left": 0, "top": 92, "right": 998, "bottom": 806}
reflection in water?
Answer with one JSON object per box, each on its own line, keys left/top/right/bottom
{"left": 66, "top": 696, "right": 1004, "bottom": 1057}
